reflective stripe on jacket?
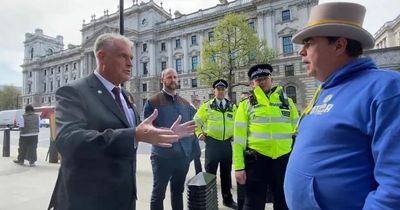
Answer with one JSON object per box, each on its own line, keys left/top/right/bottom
{"left": 194, "top": 98, "right": 237, "bottom": 141}
{"left": 233, "top": 85, "right": 299, "bottom": 170}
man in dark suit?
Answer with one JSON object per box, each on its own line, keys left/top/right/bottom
{"left": 48, "top": 33, "right": 196, "bottom": 210}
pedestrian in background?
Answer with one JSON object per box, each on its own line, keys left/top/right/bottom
{"left": 13, "top": 104, "right": 40, "bottom": 167}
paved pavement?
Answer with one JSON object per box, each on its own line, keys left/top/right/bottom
{"left": 0, "top": 129, "right": 272, "bottom": 210}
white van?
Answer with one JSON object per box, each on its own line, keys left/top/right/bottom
{"left": 0, "top": 109, "right": 24, "bottom": 129}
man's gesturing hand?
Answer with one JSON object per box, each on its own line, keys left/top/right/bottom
{"left": 135, "top": 109, "right": 179, "bottom": 147}
{"left": 170, "top": 115, "right": 196, "bottom": 139}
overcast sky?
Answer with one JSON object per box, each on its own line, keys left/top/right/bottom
{"left": 0, "top": 0, "right": 399, "bottom": 87}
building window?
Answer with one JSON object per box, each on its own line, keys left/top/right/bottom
{"left": 48, "top": 97, "right": 51, "bottom": 103}
{"left": 44, "top": 70, "right": 47, "bottom": 76}
{"left": 50, "top": 81, "right": 53, "bottom": 91}
{"left": 283, "top": 36, "right": 293, "bottom": 55}
{"left": 249, "top": 21, "right": 255, "bottom": 30}
{"left": 286, "top": 86, "right": 297, "bottom": 103}
{"left": 161, "top": 42, "right": 166, "bottom": 51}
{"left": 282, "top": 10, "right": 291, "bottom": 22}
{"left": 30, "top": 48, "right": 34, "bottom": 60}
{"left": 57, "top": 80, "right": 61, "bottom": 88}
{"left": 143, "top": 43, "right": 147, "bottom": 52}
{"left": 29, "top": 71, "right": 32, "bottom": 78}
{"left": 142, "top": 83, "right": 147, "bottom": 92}
{"left": 143, "top": 62, "right": 148, "bottom": 75}
{"left": 191, "top": 78, "right": 197, "bottom": 88}
{"left": 51, "top": 68, "right": 54, "bottom": 75}
{"left": 65, "top": 78, "right": 68, "bottom": 84}
{"left": 176, "top": 58, "right": 182, "bottom": 73}
{"left": 73, "top": 76, "right": 76, "bottom": 80}
{"left": 176, "top": 39, "right": 181, "bottom": 48}
{"left": 65, "top": 64, "right": 68, "bottom": 71}
{"left": 161, "top": 61, "right": 167, "bottom": 70}
{"left": 44, "top": 83, "right": 46, "bottom": 92}
{"left": 285, "top": 65, "right": 294, "bottom": 77}
{"left": 177, "top": 80, "right": 181, "bottom": 89}
{"left": 208, "top": 31, "right": 214, "bottom": 42}
{"left": 191, "top": 35, "right": 197, "bottom": 45}
{"left": 28, "top": 84, "right": 31, "bottom": 94}
{"left": 41, "top": 97, "right": 44, "bottom": 103}
{"left": 27, "top": 98, "right": 30, "bottom": 104}
{"left": 58, "top": 66, "right": 61, "bottom": 73}
{"left": 191, "top": 56, "right": 199, "bottom": 71}
{"left": 73, "top": 63, "right": 77, "bottom": 69}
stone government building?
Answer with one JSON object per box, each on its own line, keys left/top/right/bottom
{"left": 21, "top": 0, "right": 400, "bottom": 114}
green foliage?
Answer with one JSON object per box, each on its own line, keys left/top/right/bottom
{"left": 198, "top": 13, "right": 276, "bottom": 99}
{"left": 0, "top": 85, "right": 21, "bottom": 111}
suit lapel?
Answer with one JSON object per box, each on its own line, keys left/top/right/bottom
{"left": 121, "top": 90, "right": 141, "bottom": 125}
{"left": 87, "top": 74, "right": 130, "bottom": 127}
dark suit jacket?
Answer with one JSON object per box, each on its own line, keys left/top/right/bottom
{"left": 48, "top": 74, "right": 140, "bottom": 210}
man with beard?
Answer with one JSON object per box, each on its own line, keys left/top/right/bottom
{"left": 144, "top": 68, "right": 198, "bottom": 210}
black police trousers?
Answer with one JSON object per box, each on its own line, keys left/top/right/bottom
{"left": 204, "top": 136, "right": 234, "bottom": 203}
{"left": 243, "top": 153, "right": 289, "bottom": 210}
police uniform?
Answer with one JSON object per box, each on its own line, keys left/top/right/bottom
{"left": 193, "top": 79, "right": 237, "bottom": 209}
{"left": 234, "top": 64, "right": 299, "bottom": 210}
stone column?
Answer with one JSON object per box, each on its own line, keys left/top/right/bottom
{"left": 149, "top": 40, "right": 156, "bottom": 76}
{"left": 257, "top": 12, "right": 265, "bottom": 40}
{"left": 183, "top": 35, "right": 189, "bottom": 73}
{"left": 168, "top": 38, "right": 173, "bottom": 68}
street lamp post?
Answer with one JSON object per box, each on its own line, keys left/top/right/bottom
{"left": 119, "top": 0, "right": 124, "bottom": 35}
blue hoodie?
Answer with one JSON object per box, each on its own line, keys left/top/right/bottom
{"left": 284, "top": 58, "right": 400, "bottom": 210}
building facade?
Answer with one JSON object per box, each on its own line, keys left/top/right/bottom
{"left": 375, "top": 14, "right": 400, "bottom": 49}
{"left": 21, "top": 0, "right": 400, "bottom": 115}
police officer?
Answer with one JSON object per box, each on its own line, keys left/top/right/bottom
{"left": 193, "top": 79, "right": 237, "bottom": 209}
{"left": 234, "top": 64, "right": 299, "bottom": 210}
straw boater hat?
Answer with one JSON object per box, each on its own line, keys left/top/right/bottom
{"left": 292, "top": 2, "right": 375, "bottom": 49}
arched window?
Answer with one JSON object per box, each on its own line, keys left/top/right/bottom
{"left": 30, "top": 48, "right": 34, "bottom": 59}
{"left": 286, "top": 86, "right": 297, "bottom": 104}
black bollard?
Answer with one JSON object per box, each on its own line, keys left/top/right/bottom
{"left": 187, "top": 172, "right": 218, "bottom": 210}
{"left": 2, "top": 129, "right": 10, "bottom": 157}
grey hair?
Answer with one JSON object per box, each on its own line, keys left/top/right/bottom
{"left": 93, "top": 33, "right": 133, "bottom": 55}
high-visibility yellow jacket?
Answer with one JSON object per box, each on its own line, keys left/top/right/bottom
{"left": 233, "top": 85, "right": 299, "bottom": 170}
{"left": 193, "top": 98, "right": 237, "bottom": 141}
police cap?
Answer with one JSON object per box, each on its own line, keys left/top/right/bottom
{"left": 212, "top": 79, "right": 228, "bottom": 89}
{"left": 247, "top": 64, "right": 273, "bottom": 80}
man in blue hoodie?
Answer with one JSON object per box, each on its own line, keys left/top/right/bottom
{"left": 284, "top": 2, "right": 400, "bottom": 210}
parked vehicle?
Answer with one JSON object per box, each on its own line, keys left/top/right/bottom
{"left": 40, "top": 118, "right": 50, "bottom": 128}
{"left": 0, "top": 109, "right": 24, "bottom": 129}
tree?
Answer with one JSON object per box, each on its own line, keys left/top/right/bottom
{"left": 198, "top": 13, "right": 276, "bottom": 99}
{"left": 0, "top": 85, "right": 22, "bottom": 111}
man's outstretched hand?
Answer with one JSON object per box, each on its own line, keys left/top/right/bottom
{"left": 170, "top": 115, "right": 196, "bottom": 139}
{"left": 135, "top": 109, "right": 179, "bottom": 147}
{"left": 135, "top": 110, "right": 197, "bottom": 147}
